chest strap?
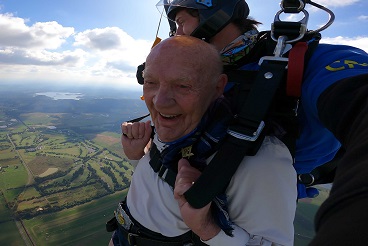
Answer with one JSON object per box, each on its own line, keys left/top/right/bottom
{"left": 148, "top": 50, "right": 300, "bottom": 208}
{"left": 184, "top": 57, "right": 289, "bottom": 208}
{"left": 149, "top": 143, "right": 177, "bottom": 187}
{"left": 148, "top": 39, "right": 311, "bottom": 209}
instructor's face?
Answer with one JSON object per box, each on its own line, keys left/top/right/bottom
{"left": 174, "top": 9, "right": 199, "bottom": 36}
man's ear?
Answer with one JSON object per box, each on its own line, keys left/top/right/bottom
{"left": 215, "top": 73, "right": 228, "bottom": 97}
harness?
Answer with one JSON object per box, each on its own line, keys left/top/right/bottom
{"left": 150, "top": 30, "right": 323, "bottom": 209}
{"left": 183, "top": 0, "right": 338, "bottom": 208}
{"left": 108, "top": 1, "right": 339, "bottom": 245}
{"left": 107, "top": 200, "right": 207, "bottom": 246}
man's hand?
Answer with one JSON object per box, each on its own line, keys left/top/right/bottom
{"left": 174, "top": 158, "right": 221, "bottom": 241}
{"left": 121, "top": 121, "right": 152, "bottom": 160}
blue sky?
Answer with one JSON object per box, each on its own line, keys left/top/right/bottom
{"left": 0, "top": 0, "right": 367, "bottom": 90}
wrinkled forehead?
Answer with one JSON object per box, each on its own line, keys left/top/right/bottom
{"left": 145, "top": 55, "right": 205, "bottom": 86}
{"left": 145, "top": 51, "right": 201, "bottom": 76}
{"left": 144, "top": 36, "right": 220, "bottom": 79}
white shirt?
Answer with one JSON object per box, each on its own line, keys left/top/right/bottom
{"left": 127, "top": 136, "right": 297, "bottom": 246}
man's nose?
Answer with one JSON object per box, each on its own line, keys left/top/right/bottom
{"left": 153, "top": 86, "right": 174, "bottom": 107}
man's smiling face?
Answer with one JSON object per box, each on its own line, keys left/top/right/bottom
{"left": 142, "top": 37, "right": 222, "bottom": 142}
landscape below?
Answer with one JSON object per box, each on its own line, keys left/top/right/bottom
{"left": 0, "top": 83, "right": 329, "bottom": 245}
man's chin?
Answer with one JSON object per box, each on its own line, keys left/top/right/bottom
{"left": 156, "top": 134, "right": 177, "bottom": 143}
{"left": 156, "top": 128, "right": 182, "bottom": 143}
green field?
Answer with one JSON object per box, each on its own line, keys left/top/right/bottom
{"left": 0, "top": 221, "right": 25, "bottom": 246}
{"left": 9, "top": 189, "right": 327, "bottom": 246}
{"left": 0, "top": 191, "right": 26, "bottom": 246}
{"left": 0, "top": 110, "right": 133, "bottom": 245}
{"left": 0, "top": 109, "right": 329, "bottom": 245}
{"left": 23, "top": 191, "right": 126, "bottom": 246}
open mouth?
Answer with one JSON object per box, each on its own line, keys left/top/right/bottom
{"left": 159, "top": 112, "right": 180, "bottom": 119}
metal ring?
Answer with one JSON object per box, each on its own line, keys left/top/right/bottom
{"left": 271, "top": 9, "right": 309, "bottom": 43}
{"left": 280, "top": 0, "right": 305, "bottom": 12}
{"left": 298, "top": 173, "right": 315, "bottom": 186}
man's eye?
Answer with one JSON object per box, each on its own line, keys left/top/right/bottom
{"left": 144, "top": 81, "right": 157, "bottom": 86}
{"left": 178, "top": 84, "right": 191, "bottom": 89}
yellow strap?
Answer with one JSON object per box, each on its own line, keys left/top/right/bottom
{"left": 151, "top": 36, "right": 162, "bottom": 48}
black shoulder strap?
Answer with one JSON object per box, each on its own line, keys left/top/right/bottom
{"left": 184, "top": 58, "right": 288, "bottom": 208}
{"left": 184, "top": 34, "right": 322, "bottom": 208}
{"left": 146, "top": 34, "right": 324, "bottom": 208}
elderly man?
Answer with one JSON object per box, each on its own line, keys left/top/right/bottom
{"left": 154, "top": 1, "right": 368, "bottom": 245}
{"left": 110, "top": 35, "right": 296, "bottom": 245}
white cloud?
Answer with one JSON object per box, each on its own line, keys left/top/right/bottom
{"left": 358, "top": 15, "right": 368, "bottom": 21}
{"left": 0, "top": 13, "right": 152, "bottom": 89}
{"left": 0, "top": 13, "right": 74, "bottom": 49}
{"left": 0, "top": 48, "right": 85, "bottom": 66}
{"left": 315, "top": 0, "right": 360, "bottom": 7}
{"left": 321, "top": 36, "right": 368, "bottom": 53}
{"left": 74, "top": 27, "right": 151, "bottom": 64}
{"left": 73, "top": 27, "right": 152, "bottom": 83}
{"left": 74, "top": 27, "right": 125, "bottom": 50}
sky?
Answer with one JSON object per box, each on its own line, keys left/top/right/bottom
{"left": 0, "top": 0, "right": 367, "bottom": 91}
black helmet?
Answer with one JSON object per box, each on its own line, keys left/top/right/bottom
{"left": 166, "top": 0, "right": 249, "bottom": 41}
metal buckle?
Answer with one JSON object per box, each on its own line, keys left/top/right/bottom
{"left": 127, "top": 233, "right": 138, "bottom": 246}
{"left": 157, "top": 164, "right": 168, "bottom": 179}
{"left": 259, "top": 36, "right": 290, "bottom": 66}
{"left": 115, "top": 203, "right": 133, "bottom": 231}
{"left": 259, "top": 55, "right": 289, "bottom": 66}
{"left": 227, "top": 121, "right": 265, "bottom": 142}
{"left": 271, "top": 8, "right": 309, "bottom": 44}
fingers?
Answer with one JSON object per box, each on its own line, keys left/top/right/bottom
{"left": 121, "top": 120, "right": 152, "bottom": 160}
{"left": 121, "top": 121, "right": 151, "bottom": 139}
{"left": 178, "top": 158, "right": 190, "bottom": 172}
{"left": 144, "top": 121, "right": 152, "bottom": 140}
{"left": 177, "top": 158, "right": 200, "bottom": 179}
{"left": 174, "top": 159, "right": 201, "bottom": 199}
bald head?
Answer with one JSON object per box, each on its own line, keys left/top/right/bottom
{"left": 145, "top": 36, "right": 223, "bottom": 85}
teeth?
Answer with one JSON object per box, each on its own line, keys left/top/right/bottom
{"left": 160, "top": 113, "right": 178, "bottom": 118}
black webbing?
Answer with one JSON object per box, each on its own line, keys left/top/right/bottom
{"left": 184, "top": 60, "right": 288, "bottom": 209}
{"left": 149, "top": 143, "right": 177, "bottom": 187}
{"left": 282, "top": 0, "right": 306, "bottom": 13}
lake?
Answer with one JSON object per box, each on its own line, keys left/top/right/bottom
{"left": 34, "top": 92, "right": 84, "bottom": 100}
